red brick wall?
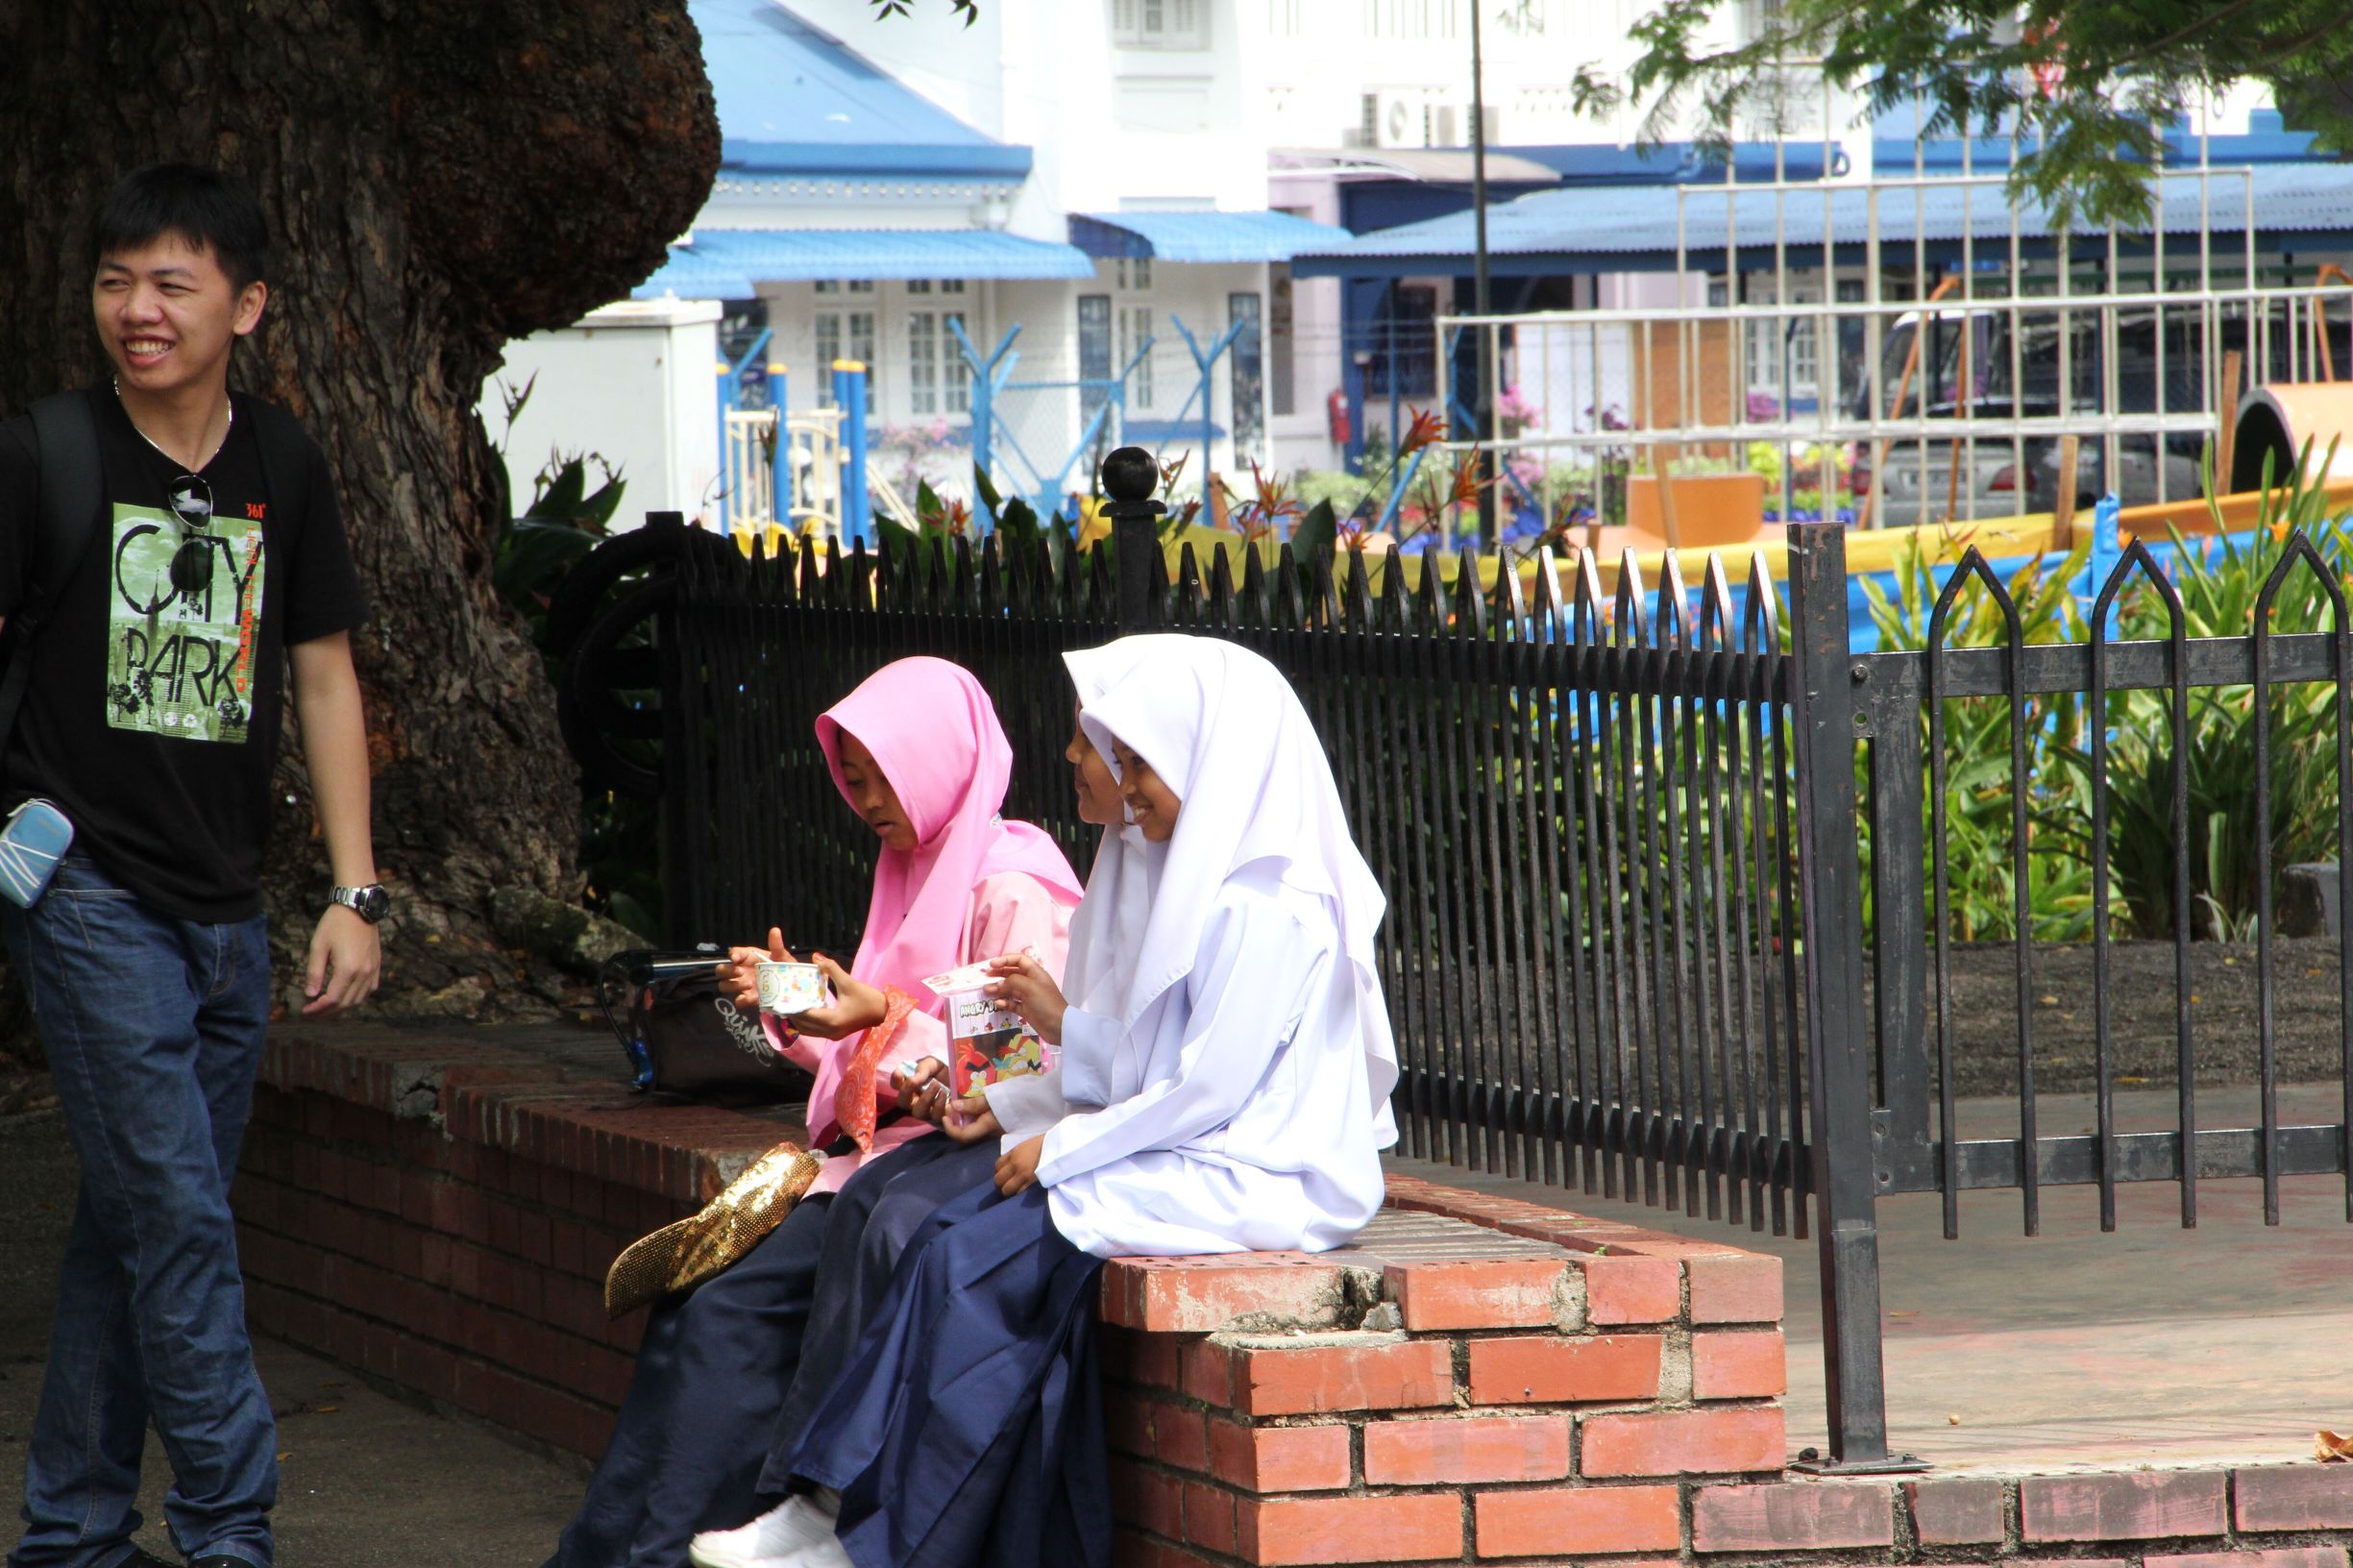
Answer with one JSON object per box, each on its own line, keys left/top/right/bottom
{"left": 233, "top": 1028, "right": 2353, "bottom": 1567}
{"left": 234, "top": 1027, "right": 793, "bottom": 1456}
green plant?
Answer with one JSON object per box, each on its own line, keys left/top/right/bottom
{"left": 1862, "top": 533, "right": 2103, "bottom": 941}
{"left": 495, "top": 452, "right": 627, "bottom": 628}
{"left": 1864, "top": 437, "right": 2353, "bottom": 946}
{"left": 2090, "top": 440, "right": 2353, "bottom": 939}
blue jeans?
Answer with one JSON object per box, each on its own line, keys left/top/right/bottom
{"left": 2, "top": 852, "right": 277, "bottom": 1568}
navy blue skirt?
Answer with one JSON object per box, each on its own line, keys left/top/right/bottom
{"left": 789, "top": 1182, "right": 1111, "bottom": 1568}
{"left": 546, "top": 1133, "right": 1000, "bottom": 1568}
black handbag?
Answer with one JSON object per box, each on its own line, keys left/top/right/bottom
{"left": 597, "top": 947, "right": 812, "bottom": 1108}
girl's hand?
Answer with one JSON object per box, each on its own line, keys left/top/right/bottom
{"left": 785, "top": 953, "right": 888, "bottom": 1040}
{"left": 994, "top": 1134, "right": 1046, "bottom": 1195}
{"left": 983, "top": 954, "right": 1067, "bottom": 1046}
{"left": 938, "top": 1093, "right": 1002, "bottom": 1145}
{"left": 894, "top": 1057, "right": 949, "bottom": 1115}
{"left": 715, "top": 927, "right": 794, "bottom": 1013}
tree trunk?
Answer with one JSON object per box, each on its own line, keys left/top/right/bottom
{"left": 0, "top": 0, "right": 718, "bottom": 1032}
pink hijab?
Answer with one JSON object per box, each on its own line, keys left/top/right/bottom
{"left": 803, "top": 657, "right": 1082, "bottom": 1142}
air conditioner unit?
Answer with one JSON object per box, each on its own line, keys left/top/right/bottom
{"left": 1373, "top": 90, "right": 1422, "bottom": 149}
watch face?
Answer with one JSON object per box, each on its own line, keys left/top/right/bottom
{"left": 355, "top": 886, "right": 390, "bottom": 922}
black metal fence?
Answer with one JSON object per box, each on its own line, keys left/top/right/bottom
{"left": 657, "top": 510, "right": 1819, "bottom": 1227}
{"left": 561, "top": 453, "right": 2352, "bottom": 1473}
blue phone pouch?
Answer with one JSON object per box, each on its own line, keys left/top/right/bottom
{"left": 0, "top": 798, "right": 74, "bottom": 908}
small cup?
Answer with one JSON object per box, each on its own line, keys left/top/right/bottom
{"left": 755, "top": 960, "right": 825, "bottom": 1017}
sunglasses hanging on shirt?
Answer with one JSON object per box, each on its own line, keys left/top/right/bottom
{"left": 164, "top": 472, "right": 216, "bottom": 596}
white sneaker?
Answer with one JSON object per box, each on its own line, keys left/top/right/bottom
{"left": 688, "top": 1495, "right": 837, "bottom": 1568}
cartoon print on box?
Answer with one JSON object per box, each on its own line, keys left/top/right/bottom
{"left": 105, "top": 500, "right": 262, "bottom": 742}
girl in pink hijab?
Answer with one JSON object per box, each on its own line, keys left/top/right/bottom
{"left": 546, "top": 657, "right": 1081, "bottom": 1568}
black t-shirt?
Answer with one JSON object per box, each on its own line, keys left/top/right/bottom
{"left": 0, "top": 387, "right": 369, "bottom": 921}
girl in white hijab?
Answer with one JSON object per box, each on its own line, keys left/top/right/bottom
{"left": 700, "top": 635, "right": 1398, "bottom": 1568}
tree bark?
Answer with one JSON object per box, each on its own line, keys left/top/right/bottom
{"left": 0, "top": 0, "right": 718, "bottom": 1029}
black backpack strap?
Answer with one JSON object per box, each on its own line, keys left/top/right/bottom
{"left": 3, "top": 394, "right": 110, "bottom": 752}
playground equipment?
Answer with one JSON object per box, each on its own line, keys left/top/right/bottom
{"left": 715, "top": 359, "right": 912, "bottom": 546}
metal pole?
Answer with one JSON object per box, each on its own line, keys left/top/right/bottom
{"left": 970, "top": 345, "right": 993, "bottom": 502}
{"left": 648, "top": 509, "right": 699, "bottom": 943}
{"left": 835, "top": 359, "right": 870, "bottom": 544}
{"left": 1469, "top": 0, "right": 1495, "bottom": 549}
{"left": 769, "top": 367, "right": 792, "bottom": 545}
{"left": 714, "top": 361, "right": 734, "bottom": 531}
{"left": 1100, "top": 444, "right": 1166, "bottom": 633}
{"left": 1783, "top": 521, "right": 1919, "bottom": 1476}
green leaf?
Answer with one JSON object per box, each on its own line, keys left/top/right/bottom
{"left": 997, "top": 494, "right": 1041, "bottom": 544}
{"left": 531, "top": 456, "right": 588, "bottom": 523}
{"left": 971, "top": 462, "right": 1006, "bottom": 517}
{"left": 1292, "top": 499, "right": 1337, "bottom": 561}
{"left": 577, "top": 466, "right": 627, "bottom": 532}
{"left": 877, "top": 514, "right": 919, "bottom": 574}
{"left": 494, "top": 520, "right": 601, "bottom": 624}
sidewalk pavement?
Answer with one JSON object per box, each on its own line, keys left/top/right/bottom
{"left": 1390, "top": 1081, "right": 2353, "bottom": 1473}
{"left": 0, "top": 1108, "right": 585, "bottom": 1567}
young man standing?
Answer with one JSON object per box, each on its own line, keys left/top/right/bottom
{"left": 0, "top": 164, "right": 384, "bottom": 1568}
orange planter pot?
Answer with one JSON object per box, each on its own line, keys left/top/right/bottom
{"left": 1626, "top": 473, "right": 1768, "bottom": 549}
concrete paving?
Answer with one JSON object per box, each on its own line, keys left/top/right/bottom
{"left": 1, "top": 1066, "right": 2341, "bottom": 1564}
{"left": 0, "top": 1108, "right": 586, "bottom": 1567}
{"left": 1391, "top": 1081, "right": 2353, "bottom": 1474}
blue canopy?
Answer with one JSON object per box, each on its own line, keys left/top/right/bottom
{"left": 1070, "top": 210, "right": 1353, "bottom": 264}
{"left": 1292, "top": 162, "right": 2353, "bottom": 279}
{"left": 660, "top": 228, "right": 1092, "bottom": 289}
{"left": 631, "top": 245, "right": 758, "bottom": 301}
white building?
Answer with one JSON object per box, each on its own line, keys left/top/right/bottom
{"left": 489, "top": 0, "right": 2325, "bottom": 529}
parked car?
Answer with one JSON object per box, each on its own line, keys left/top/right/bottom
{"left": 1848, "top": 296, "right": 2350, "bottom": 525}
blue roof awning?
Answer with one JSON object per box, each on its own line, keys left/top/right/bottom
{"left": 1290, "top": 162, "right": 2353, "bottom": 279}
{"left": 696, "top": 0, "right": 1030, "bottom": 182}
{"left": 1071, "top": 210, "right": 1354, "bottom": 264}
{"left": 632, "top": 245, "right": 758, "bottom": 301}
{"left": 683, "top": 228, "right": 1093, "bottom": 283}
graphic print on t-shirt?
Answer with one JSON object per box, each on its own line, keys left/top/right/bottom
{"left": 104, "top": 502, "right": 264, "bottom": 744}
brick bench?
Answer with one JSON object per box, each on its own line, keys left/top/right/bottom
{"left": 233, "top": 1023, "right": 2353, "bottom": 1566}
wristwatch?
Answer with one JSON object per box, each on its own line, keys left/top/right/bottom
{"left": 329, "top": 884, "right": 391, "bottom": 924}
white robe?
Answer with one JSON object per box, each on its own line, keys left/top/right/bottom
{"left": 1007, "top": 869, "right": 1386, "bottom": 1258}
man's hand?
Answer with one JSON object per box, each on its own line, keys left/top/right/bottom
{"left": 983, "top": 953, "right": 1067, "bottom": 1045}
{"left": 303, "top": 904, "right": 380, "bottom": 1017}
{"left": 994, "top": 1134, "right": 1045, "bottom": 1195}
{"left": 786, "top": 953, "right": 889, "bottom": 1040}
{"left": 717, "top": 927, "right": 793, "bottom": 1013}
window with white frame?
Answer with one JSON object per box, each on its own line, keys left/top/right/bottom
{"left": 814, "top": 308, "right": 876, "bottom": 414}
{"left": 1120, "top": 305, "right": 1156, "bottom": 411}
{"left": 1109, "top": 0, "right": 1205, "bottom": 47}
{"left": 908, "top": 309, "right": 969, "bottom": 416}
{"left": 1730, "top": 277, "right": 1822, "bottom": 405}
{"left": 813, "top": 279, "right": 875, "bottom": 296}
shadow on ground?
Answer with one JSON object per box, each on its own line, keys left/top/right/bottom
{"left": 0, "top": 1109, "right": 586, "bottom": 1567}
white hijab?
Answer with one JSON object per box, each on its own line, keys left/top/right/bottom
{"left": 1060, "top": 642, "right": 1164, "bottom": 1024}
{"left": 1072, "top": 634, "right": 1399, "bottom": 1120}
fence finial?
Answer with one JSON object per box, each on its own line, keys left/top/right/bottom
{"left": 1101, "top": 445, "right": 1167, "bottom": 631}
